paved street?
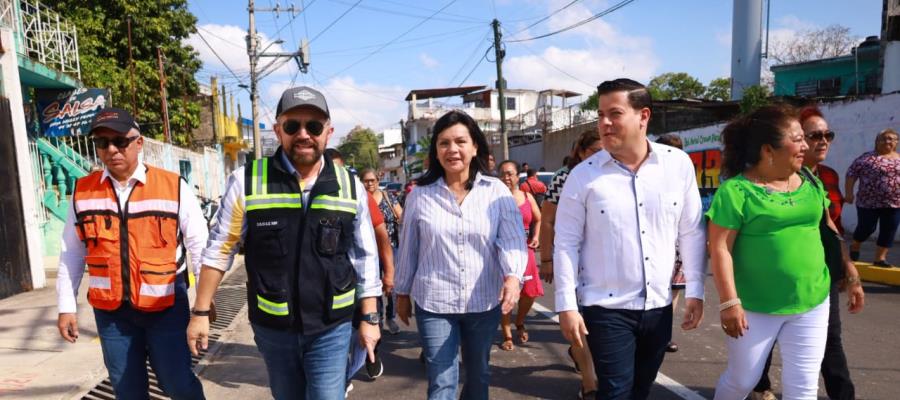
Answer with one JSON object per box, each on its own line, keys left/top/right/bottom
{"left": 1, "top": 247, "right": 898, "bottom": 399}
{"left": 196, "top": 246, "right": 900, "bottom": 400}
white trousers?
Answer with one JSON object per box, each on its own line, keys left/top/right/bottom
{"left": 714, "top": 297, "right": 829, "bottom": 400}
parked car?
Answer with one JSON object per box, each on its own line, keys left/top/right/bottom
{"left": 384, "top": 182, "right": 403, "bottom": 197}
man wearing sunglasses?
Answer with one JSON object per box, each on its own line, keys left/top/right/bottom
{"left": 188, "top": 86, "right": 381, "bottom": 399}
{"left": 55, "top": 107, "right": 209, "bottom": 399}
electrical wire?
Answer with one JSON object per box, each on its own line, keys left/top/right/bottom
{"left": 447, "top": 30, "right": 492, "bottom": 85}
{"left": 510, "top": 0, "right": 583, "bottom": 36}
{"left": 458, "top": 45, "right": 493, "bottom": 87}
{"left": 309, "top": 0, "right": 362, "bottom": 44}
{"left": 195, "top": 29, "right": 250, "bottom": 90}
{"left": 507, "top": 0, "right": 635, "bottom": 43}
{"left": 502, "top": 27, "right": 593, "bottom": 88}
{"left": 327, "top": 0, "right": 459, "bottom": 79}
{"left": 328, "top": 0, "right": 485, "bottom": 24}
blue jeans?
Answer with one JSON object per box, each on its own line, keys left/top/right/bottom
{"left": 252, "top": 321, "right": 351, "bottom": 400}
{"left": 93, "top": 283, "right": 204, "bottom": 400}
{"left": 416, "top": 305, "right": 501, "bottom": 400}
{"left": 582, "top": 304, "right": 673, "bottom": 400}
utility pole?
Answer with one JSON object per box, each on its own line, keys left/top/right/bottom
{"left": 210, "top": 76, "right": 219, "bottom": 142}
{"left": 491, "top": 19, "right": 508, "bottom": 160}
{"left": 247, "top": 1, "right": 309, "bottom": 159}
{"left": 127, "top": 17, "right": 137, "bottom": 118}
{"left": 156, "top": 47, "right": 171, "bottom": 143}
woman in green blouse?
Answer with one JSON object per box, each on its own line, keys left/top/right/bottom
{"left": 707, "top": 105, "right": 862, "bottom": 400}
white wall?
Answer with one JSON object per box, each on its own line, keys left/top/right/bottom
{"left": 665, "top": 93, "right": 900, "bottom": 238}
{"left": 1, "top": 28, "right": 46, "bottom": 289}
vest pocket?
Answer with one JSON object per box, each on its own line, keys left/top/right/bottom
{"left": 85, "top": 255, "right": 115, "bottom": 305}
{"left": 135, "top": 258, "right": 177, "bottom": 311}
{"left": 250, "top": 286, "right": 293, "bottom": 329}
{"left": 325, "top": 263, "right": 357, "bottom": 322}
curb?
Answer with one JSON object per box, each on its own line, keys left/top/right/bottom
{"left": 856, "top": 262, "right": 900, "bottom": 286}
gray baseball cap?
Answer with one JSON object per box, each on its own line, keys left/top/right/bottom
{"left": 276, "top": 86, "right": 330, "bottom": 119}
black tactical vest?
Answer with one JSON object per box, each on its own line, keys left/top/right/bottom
{"left": 243, "top": 148, "right": 359, "bottom": 335}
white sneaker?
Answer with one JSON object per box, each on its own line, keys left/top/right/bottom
{"left": 386, "top": 318, "right": 400, "bottom": 334}
{"left": 345, "top": 382, "right": 354, "bottom": 398}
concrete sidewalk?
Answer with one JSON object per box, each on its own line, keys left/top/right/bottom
{"left": 0, "top": 257, "right": 244, "bottom": 399}
{"left": 0, "top": 271, "right": 106, "bottom": 399}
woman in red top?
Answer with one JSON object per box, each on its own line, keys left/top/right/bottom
{"left": 497, "top": 160, "right": 543, "bottom": 351}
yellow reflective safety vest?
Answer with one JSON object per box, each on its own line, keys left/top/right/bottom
{"left": 244, "top": 148, "right": 359, "bottom": 334}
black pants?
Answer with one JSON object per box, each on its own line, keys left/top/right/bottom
{"left": 583, "top": 304, "right": 672, "bottom": 400}
{"left": 754, "top": 284, "right": 855, "bottom": 399}
{"left": 853, "top": 207, "right": 900, "bottom": 249}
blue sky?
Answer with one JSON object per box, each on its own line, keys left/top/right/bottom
{"left": 185, "top": 0, "right": 883, "bottom": 143}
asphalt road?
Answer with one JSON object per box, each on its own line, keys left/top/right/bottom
{"left": 341, "top": 277, "right": 900, "bottom": 400}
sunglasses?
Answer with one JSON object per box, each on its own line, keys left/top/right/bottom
{"left": 92, "top": 135, "right": 140, "bottom": 149}
{"left": 804, "top": 130, "right": 835, "bottom": 142}
{"left": 282, "top": 119, "right": 325, "bottom": 136}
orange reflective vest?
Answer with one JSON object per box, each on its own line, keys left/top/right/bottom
{"left": 72, "top": 165, "right": 183, "bottom": 312}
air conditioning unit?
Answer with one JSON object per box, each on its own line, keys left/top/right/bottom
{"left": 890, "top": 0, "right": 900, "bottom": 17}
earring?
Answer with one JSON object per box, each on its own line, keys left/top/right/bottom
{"left": 768, "top": 157, "right": 774, "bottom": 166}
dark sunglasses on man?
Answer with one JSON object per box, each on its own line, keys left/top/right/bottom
{"left": 92, "top": 135, "right": 140, "bottom": 149}
{"left": 282, "top": 119, "right": 325, "bottom": 136}
{"left": 804, "top": 130, "right": 835, "bottom": 142}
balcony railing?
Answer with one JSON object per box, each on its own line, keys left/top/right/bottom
{"left": 0, "top": 0, "right": 81, "bottom": 78}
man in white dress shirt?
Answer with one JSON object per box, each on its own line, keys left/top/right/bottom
{"left": 553, "top": 78, "right": 707, "bottom": 400}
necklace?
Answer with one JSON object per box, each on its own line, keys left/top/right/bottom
{"left": 747, "top": 173, "right": 797, "bottom": 206}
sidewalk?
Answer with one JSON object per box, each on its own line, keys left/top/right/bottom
{"left": 0, "top": 256, "right": 244, "bottom": 399}
{"left": 0, "top": 269, "right": 105, "bottom": 399}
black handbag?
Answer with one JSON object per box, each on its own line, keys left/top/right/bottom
{"left": 800, "top": 167, "right": 846, "bottom": 282}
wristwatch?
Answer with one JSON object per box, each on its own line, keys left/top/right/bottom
{"left": 360, "top": 312, "right": 381, "bottom": 326}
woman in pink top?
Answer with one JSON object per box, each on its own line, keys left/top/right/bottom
{"left": 497, "top": 160, "right": 543, "bottom": 351}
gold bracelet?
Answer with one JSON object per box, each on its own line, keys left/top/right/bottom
{"left": 846, "top": 276, "right": 861, "bottom": 285}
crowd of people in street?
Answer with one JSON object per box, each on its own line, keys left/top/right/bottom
{"left": 50, "top": 79, "right": 899, "bottom": 400}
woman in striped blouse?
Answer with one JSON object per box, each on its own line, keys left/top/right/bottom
{"left": 395, "top": 110, "right": 527, "bottom": 400}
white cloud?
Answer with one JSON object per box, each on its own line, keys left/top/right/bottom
{"left": 504, "top": 0, "right": 659, "bottom": 94}
{"left": 264, "top": 76, "right": 408, "bottom": 145}
{"left": 419, "top": 53, "right": 440, "bottom": 69}
{"left": 185, "top": 24, "right": 294, "bottom": 79}
{"left": 776, "top": 15, "right": 817, "bottom": 32}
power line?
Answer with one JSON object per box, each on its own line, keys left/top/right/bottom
{"left": 313, "top": 26, "right": 477, "bottom": 56}
{"left": 328, "top": 0, "right": 459, "bottom": 79}
{"left": 504, "top": 28, "right": 593, "bottom": 88}
{"left": 309, "top": 0, "right": 362, "bottom": 44}
{"left": 195, "top": 29, "right": 249, "bottom": 90}
{"left": 447, "top": 30, "right": 492, "bottom": 85}
{"left": 458, "top": 46, "right": 492, "bottom": 87}
{"left": 508, "top": 0, "right": 636, "bottom": 43}
{"left": 511, "top": 0, "right": 583, "bottom": 36}
{"left": 330, "top": 0, "right": 485, "bottom": 24}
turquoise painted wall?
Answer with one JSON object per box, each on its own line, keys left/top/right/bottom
{"left": 772, "top": 49, "right": 880, "bottom": 96}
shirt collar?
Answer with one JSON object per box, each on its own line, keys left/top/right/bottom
{"left": 100, "top": 164, "right": 147, "bottom": 185}
{"left": 589, "top": 138, "right": 660, "bottom": 167}
{"left": 439, "top": 171, "right": 487, "bottom": 188}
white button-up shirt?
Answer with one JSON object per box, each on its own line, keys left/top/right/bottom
{"left": 395, "top": 173, "right": 527, "bottom": 314}
{"left": 56, "top": 165, "right": 209, "bottom": 313}
{"left": 553, "top": 141, "right": 706, "bottom": 312}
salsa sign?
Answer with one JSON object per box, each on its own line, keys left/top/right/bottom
{"left": 39, "top": 88, "right": 108, "bottom": 137}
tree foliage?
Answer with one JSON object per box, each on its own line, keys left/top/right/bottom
{"left": 739, "top": 85, "right": 772, "bottom": 115}
{"left": 705, "top": 77, "right": 731, "bottom": 101}
{"left": 647, "top": 72, "right": 706, "bottom": 101}
{"left": 580, "top": 91, "right": 598, "bottom": 111}
{"left": 337, "top": 126, "right": 380, "bottom": 171}
{"left": 45, "top": 0, "right": 202, "bottom": 145}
